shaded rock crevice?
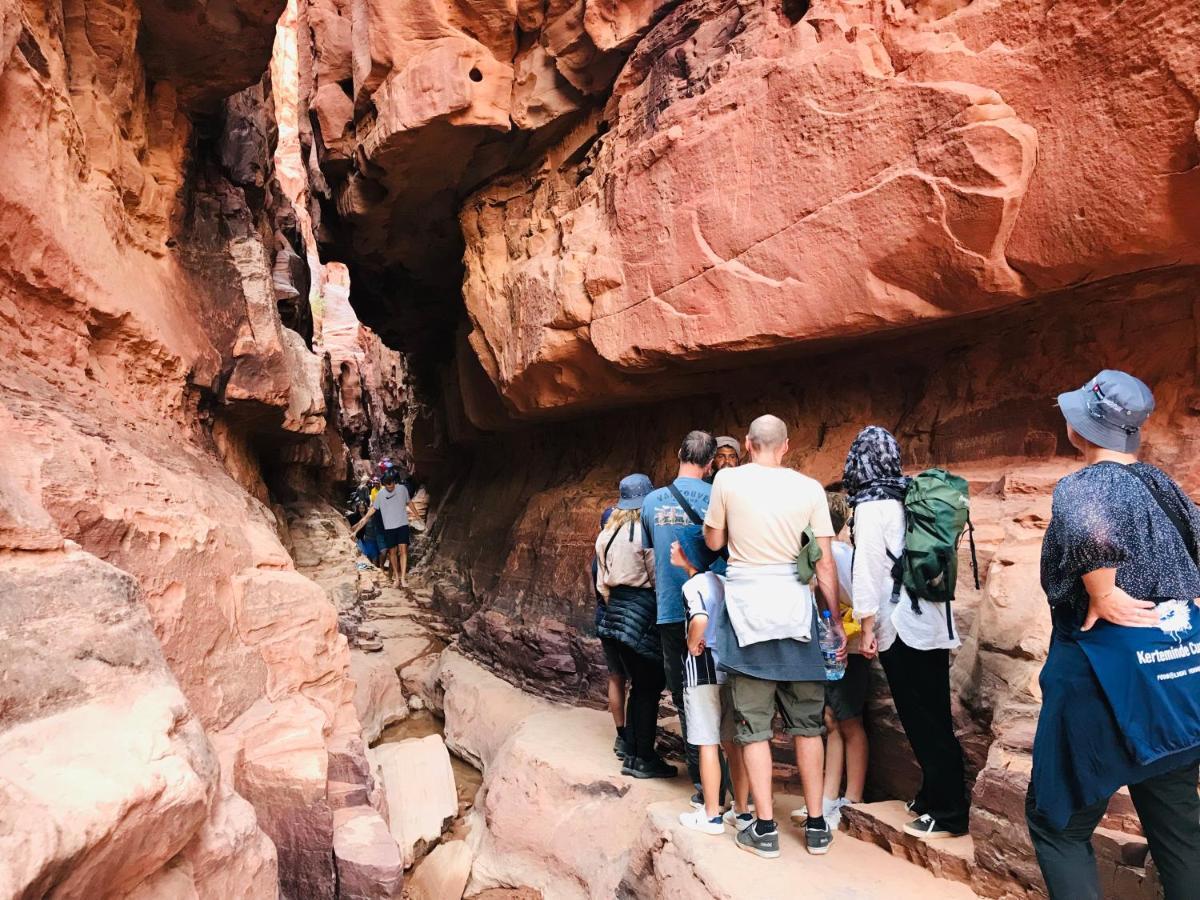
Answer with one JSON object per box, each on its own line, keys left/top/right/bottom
{"left": 1, "top": 1, "right": 414, "bottom": 898}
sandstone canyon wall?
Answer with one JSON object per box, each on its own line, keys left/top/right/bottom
{"left": 3, "top": 0, "right": 1200, "bottom": 897}
{"left": 300, "top": 0, "right": 1200, "bottom": 897}
{"left": 0, "top": 2, "right": 409, "bottom": 897}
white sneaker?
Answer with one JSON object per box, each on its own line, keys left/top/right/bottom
{"left": 722, "top": 808, "right": 755, "bottom": 832}
{"left": 679, "top": 809, "right": 724, "bottom": 835}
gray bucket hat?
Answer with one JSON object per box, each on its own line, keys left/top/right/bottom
{"left": 616, "top": 473, "right": 654, "bottom": 510}
{"left": 1057, "top": 370, "right": 1154, "bottom": 453}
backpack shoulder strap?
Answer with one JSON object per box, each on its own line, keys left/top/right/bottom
{"left": 602, "top": 525, "right": 624, "bottom": 568}
{"left": 667, "top": 481, "right": 705, "bottom": 528}
{"left": 1121, "top": 465, "right": 1200, "bottom": 567}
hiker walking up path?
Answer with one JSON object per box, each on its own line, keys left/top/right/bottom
{"left": 351, "top": 469, "right": 414, "bottom": 588}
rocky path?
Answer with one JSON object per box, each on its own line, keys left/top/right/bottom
{"left": 361, "top": 595, "right": 981, "bottom": 897}
{"left": 291, "top": 503, "right": 983, "bottom": 898}
{"left": 436, "top": 649, "right": 980, "bottom": 900}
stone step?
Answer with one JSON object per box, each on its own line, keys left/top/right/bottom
{"left": 635, "top": 796, "right": 980, "bottom": 899}
{"left": 439, "top": 649, "right": 983, "bottom": 899}
{"left": 841, "top": 800, "right": 1161, "bottom": 900}
{"left": 840, "top": 800, "right": 975, "bottom": 887}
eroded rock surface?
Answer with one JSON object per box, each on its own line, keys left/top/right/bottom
{"left": 0, "top": 2, "right": 407, "bottom": 897}
{"left": 303, "top": 0, "right": 1200, "bottom": 416}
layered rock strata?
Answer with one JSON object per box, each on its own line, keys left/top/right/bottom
{"left": 0, "top": 2, "right": 408, "bottom": 897}
{"left": 304, "top": 0, "right": 1199, "bottom": 417}
{"left": 297, "top": 3, "right": 1200, "bottom": 895}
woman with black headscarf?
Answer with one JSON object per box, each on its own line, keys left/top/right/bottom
{"left": 843, "top": 426, "right": 969, "bottom": 840}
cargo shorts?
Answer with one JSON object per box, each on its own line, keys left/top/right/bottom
{"left": 727, "top": 673, "right": 826, "bottom": 744}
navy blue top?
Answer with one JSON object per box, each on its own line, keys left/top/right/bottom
{"left": 641, "top": 477, "right": 724, "bottom": 624}
{"left": 1040, "top": 462, "right": 1200, "bottom": 631}
{"left": 715, "top": 602, "right": 825, "bottom": 682}
{"left": 1032, "top": 462, "right": 1200, "bottom": 827}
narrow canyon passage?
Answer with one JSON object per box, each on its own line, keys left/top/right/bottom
{"left": 2, "top": 0, "right": 1198, "bottom": 899}
{"left": 288, "top": 501, "right": 981, "bottom": 899}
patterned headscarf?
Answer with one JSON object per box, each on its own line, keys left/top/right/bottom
{"left": 843, "top": 426, "right": 910, "bottom": 507}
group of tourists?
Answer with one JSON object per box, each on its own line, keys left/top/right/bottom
{"left": 590, "top": 370, "right": 1200, "bottom": 899}
{"left": 347, "top": 458, "right": 418, "bottom": 587}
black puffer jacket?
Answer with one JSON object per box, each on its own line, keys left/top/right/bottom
{"left": 597, "top": 585, "right": 661, "bottom": 660}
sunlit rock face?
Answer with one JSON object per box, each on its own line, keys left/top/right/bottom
{"left": 456, "top": 0, "right": 1199, "bottom": 418}
{"left": 299, "top": 2, "right": 1200, "bottom": 896}
{"left": 0, "top": 2, "right": 405, "bottom": 897}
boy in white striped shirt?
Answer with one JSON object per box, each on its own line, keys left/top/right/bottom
{"left": 677, "top": 564, "right": 753, "bottom": 834}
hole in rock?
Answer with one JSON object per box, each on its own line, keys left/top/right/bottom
{"left": 17, "top": 28, "right": 50, "bottom": 78}
{"left": 468, "top": 67, "right": 483, "bottom": 82}
{"left": 782, "top": 0, "right": 810, "bottom": 24}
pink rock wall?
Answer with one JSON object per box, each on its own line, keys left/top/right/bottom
{"left": 289, "top": 0, "right": 1200, "bottom": 896}
{"left": 0, "top": 2, "right": 406, "bottom": 897}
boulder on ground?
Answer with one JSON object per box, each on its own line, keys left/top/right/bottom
{"left": 369, "top": 735, "right": 458, "bottom": 867}
{"left": 406, "top": 839, "right": 472, "bottom": 900}
{"left": 351, "top": 650, "right": 409, "bottom": 743}
{"left": 333, "top": 805, "right": 404, "bottom": 899}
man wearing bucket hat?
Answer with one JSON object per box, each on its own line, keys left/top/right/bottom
{"left": 596, "top": 474, "right": 676, "bottom": 778}
{"left": 1028, "top": 370, "right": 1200, "bottom": 899}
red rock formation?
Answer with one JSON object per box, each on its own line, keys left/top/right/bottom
{"left": 298, "top": 1, "right": 1200, "bottom": 895}
{"left": 0, "top": 2, "right": 407, "bottom": 897}
{"left": 458, "top": 0, "right": 1199, "bottom": 418}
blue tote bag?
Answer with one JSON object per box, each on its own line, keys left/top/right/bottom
{"left": 1076, "top": 601, "right": 1200, "bottom": 765}
{"left": 1076, "top": 466, "right": 1200, "bottom": 765}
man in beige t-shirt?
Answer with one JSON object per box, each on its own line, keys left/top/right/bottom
{"left": 708, "top": 463, "right": 833, "bottom": 567}
{"left": 703, "top": 414, "right": 844, "bottom": 859}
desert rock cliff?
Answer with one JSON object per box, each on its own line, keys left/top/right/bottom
{"left": 3, "top": 0, "right": 1200, "bottom": 898}
{"left": 301, "top": 1, "right": 1200, "bottom": 897}
{"left": 1, "top": 1, "right": 406, "bottom": 897}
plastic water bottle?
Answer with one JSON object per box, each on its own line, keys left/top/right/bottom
{"left": 819, "top": 610, "right": 845, "bottom": 681}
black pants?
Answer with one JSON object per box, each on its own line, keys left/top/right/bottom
{"left": 879, "top": 635, "right": 968, "bottom": 828}
{"left": 660, "top": 622, "right": 702, "bottom": 786}
{"left": 1026, "top": 761, "right": 1200, "bottom": 900}
{"left": 617, "top": 644, "right": 667, "bottom": 761}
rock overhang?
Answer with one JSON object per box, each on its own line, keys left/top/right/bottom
{"left": 301, "top": 0, "right": 1200, "bottom": 426}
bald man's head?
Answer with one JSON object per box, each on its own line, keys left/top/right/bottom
{"left": 747, "top": 414, "right": 788, "bottom": 451}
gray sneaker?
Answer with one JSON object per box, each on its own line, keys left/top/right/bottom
{"left": 805, "top": 820, "right": 833, "bottom": 855}
{"left": 735, "top": 821, "right": 781, "bottom": 859}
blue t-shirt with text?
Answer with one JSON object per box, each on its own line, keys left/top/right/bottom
{"left": 640, "top": 477, "right": 725, "bottom": 624}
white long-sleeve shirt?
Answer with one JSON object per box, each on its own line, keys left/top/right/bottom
{"left": 595, "top": 518, "right": 655, "bottom": 600}
{"left": 851, "top": 499, "right": 960, "bottom": 652}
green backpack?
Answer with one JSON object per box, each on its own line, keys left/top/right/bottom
{"left": 887, "top": 468, "right": 979, "bottom": 639}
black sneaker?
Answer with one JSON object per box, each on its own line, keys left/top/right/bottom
{"left": 805, "top": 820, "right": 833, "bottom": 855}
{"left": 905, "top": 798, "right": 928, "bottom": 816}
{"left": 690, "top": 790, "right": 704, "bottom": 810}
{"left": 621, "top": 756, "right": 677, "bottom": 779}
{"left": 613, "top": 735, "right": 629, "bottom": 759}
{"left": 735, "top": 821, "right": 781, "bottom": 859}
{"left": 903, "top": 814, "right": 967, "bottom": 840}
